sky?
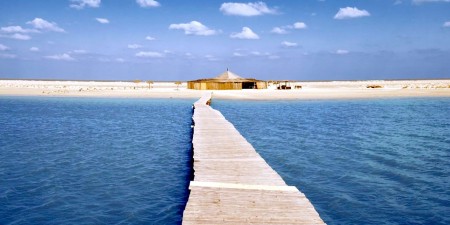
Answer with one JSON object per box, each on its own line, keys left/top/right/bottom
{"left": 0, "top": 0, "right": 450, "bottom": 81}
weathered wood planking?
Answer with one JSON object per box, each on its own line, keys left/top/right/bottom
{"left": 183, "top": 93, "right": 325, "bottom": 225}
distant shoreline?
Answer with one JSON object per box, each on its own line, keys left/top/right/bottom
{"left": 1, "top": 77, "right": 450, "bottom": 82}
{"left": 1, "top": 79, "right": 449, "bottom": 100}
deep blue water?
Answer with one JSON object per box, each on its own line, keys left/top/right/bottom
{"left": 214, "top": 98, "right": 450, "bottom": 225}
{"left": 1, "top": 97, "right": 449, "bottom": 225}
{"left": 0, "top": 97, "right": 194, "bottom": 224}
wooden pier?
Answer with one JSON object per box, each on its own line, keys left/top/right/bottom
{"left": 183, "top": 93, "right": 325, "bottom": 224}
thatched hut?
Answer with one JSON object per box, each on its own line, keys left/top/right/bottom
{"left": 187, "top": 70, "right": 267, "bottom": 90}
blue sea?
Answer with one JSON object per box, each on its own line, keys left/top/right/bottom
{"left": 1, "top": 96, "right": 449, "bottom": 225}
{"left": 214, "top": 98, "right": 450, "bottom": 225}
{"left": 0, "top": 97, "right": 194, "bottom": 224}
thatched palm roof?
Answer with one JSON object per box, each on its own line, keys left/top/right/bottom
{"left": 190, "top": 70, "right": 262, "bottom": 83}
{"left": 214, "top": 70, "right": 244, "bottom": 80}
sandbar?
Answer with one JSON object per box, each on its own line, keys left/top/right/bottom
{"left": 1, "top": 79, "right": 449, "bottom": 100}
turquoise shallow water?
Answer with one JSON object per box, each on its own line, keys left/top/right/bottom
{"left": 1, "top": 96, "right": 449, "bottom": 224}
{"left": 213, "top": 98, "right": 450, "bottom": 225}
{"left": 0, "top": 97, "right": 194, "bottom": 224}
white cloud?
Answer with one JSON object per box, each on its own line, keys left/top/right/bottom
{"left": 7, "top": 33, "right": 32, "bottom": 40}
{"left": 95, "top": 18, "right": 109, "bottom": 24}
{"left": 394, "top": 0, "right": 403, "bottom": 5}
{"left": 70, "top": 0, "right": 101, "bottom": 9}
{"left": 184, "top": 52, "right": 196, "bottom": 59}
{"left": 169, "top": 21, "right": 218, "bottom": 36}
{"left": 136, "top": 51, "right": 164, "bottom": 58}
{"left": 252, "top": 51, "right": 278, "bottom": 59}
{"left": 443, "top": 21, "right": 450, "bottom": 27}
{"left": 136, "top": 0, "right": 160, "bottom": 8}
{"left": 45, "top": 53, "right": 75, "bottom": 61}
{"left": 336, "top": 49, "right": 349, "bottom": 55}
{"left": 232, "top": 50, "right": 277, "bottom": 59}
{"left": 271, "top": 27, "right": 288, "bottom": 34}
{"left": 0, "top": 44, "right": 9, "bottom": 51}
{"left": 204, "top": 54, "right": 220, "bottom": 61}
{"left": 0, "top": 53, "right": 16, "bottom": 59}
{"left": 30, "top": 47, "right": 39, "bottom": 52}
{"left": 413, "top": 0, "right": 450, "bottom": 4}
{"left": 128, "top": 44, "right": 142, "bottom": 49}
{"left": 271, "top": 21, "right": 307, "bottom": 34}
{"left": 251, "top": 51, "right": 270, "bottom": 56}
{"left": 281, "top": 41, "right": 298, "bottom": 47}
{"left": 230, "top": 27, "right": 259, "bottom": 39}
{"left": 116, "top": 58, "right": 125, "bottom": 62}
{"left": 1, "top": 26, "right": 38, "bottom": 33}
{"left": 27, "top": 18, "right": 65, "bottom": 32}
{"left": 13, "top": 33, "right": 31, "bottom": 40}
{"left": 293, "top": 22, "right": 307, "bottom": 29}
{"left": 334, "top": 7, "right": 370, "bottom": 19}
{"left": 220, "top": 2, "right": 276, "bottom": 16}
{"left": 71, "top": 49, "right": 87, "bottom": 54}
{"left": 145, "top": 36, "right": 156, "bottom": 40}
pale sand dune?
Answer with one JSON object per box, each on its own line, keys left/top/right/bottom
{"left": 0, "top": 79, "right": 449, "bottom": 100}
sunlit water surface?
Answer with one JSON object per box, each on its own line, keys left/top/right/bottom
{"left": 214, "top": 98, "right": 450, "bottom": 225}
{"left": 1, "top": 97, "right": 449, "bottom": 225}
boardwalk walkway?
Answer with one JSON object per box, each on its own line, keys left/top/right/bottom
{"left": 183, "top": 93, "right": 325, "bottom": 224}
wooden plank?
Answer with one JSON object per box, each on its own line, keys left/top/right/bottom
{"left": 183, "top": 93, "right": 325, "bottom": 224}
{"left": 189, "top": 181, "right": 300, "bottom": 192}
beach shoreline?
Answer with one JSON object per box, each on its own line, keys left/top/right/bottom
{"left": 1, "top": 79, "right": 449, "bottom": 100}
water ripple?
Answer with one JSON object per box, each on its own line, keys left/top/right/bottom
{"left": 214, "top": 98, "right": 450, "bottom": 225}
{"left": 0, "top": 97, "right": 194, "bottom": 225}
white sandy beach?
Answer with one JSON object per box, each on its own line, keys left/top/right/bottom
{"left": 0, "top": 79, "right": 449, "bottom": 100}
